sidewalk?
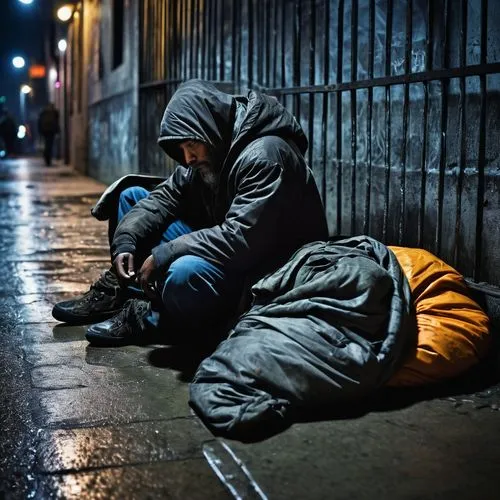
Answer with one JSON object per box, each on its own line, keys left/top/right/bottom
{"left": 1, "top": 157, "right": 499, "bottom": 499}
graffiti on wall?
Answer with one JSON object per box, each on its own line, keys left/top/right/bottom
{"left": 89, "top": 94, "right": 137, "bottom": 183}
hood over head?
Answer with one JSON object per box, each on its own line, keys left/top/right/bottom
{"left": 157, "top": 80, "right": 235, "bottom": 167}
{"left": 157, "top": 79, "right": 308, "bottom": 167}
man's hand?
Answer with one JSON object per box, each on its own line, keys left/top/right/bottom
{"left": 137, "top": 255, "right": 158, "bottom": 300}
{"left": 114, "top": 252, "right": 136, "bottom": 282}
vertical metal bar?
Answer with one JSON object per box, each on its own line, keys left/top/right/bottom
{"left": 151, "top": 0, "right": 155, "bottom": 82}
{"left": 293, "top": 0, "right": 301, "bottom": 117}
{"left": 184, "top": 0, "right": 190, "bottom": 79}
{"left": 336, "top": 0, "right": 345, "bottom": 234}
{"left": 235, "top": 1, "right": 241, "bottom": 87}
{"left": 149, "top": 0, "right": 153, "bottom": 81}
{"left": 195, "top": 0, "right": 201, "bottom": 78}
{"left": 151, "top": 0, "right": 155, "bottom": 81}
{"left": 308, "top": 0, "right": 316, "bottom": 169}
{"left": 382, "top": 0, "right": 392, "bottom": 242}
{"left": 363, "top": 0, "right": 375, "bottom": 235}
{"left": 162, "top": 0, "right": 166, "bottom": 80}
{"left": 256, "top": 0, "right": 264, "bottom": 86}
{"left": 455, "top": 0, "right": 467, "bottom": 266}
{"left": 178, "top": 0, "right": 182, "bottom": 80}
{"left": 160, "top": 0, "right": 164, "bottom": 80}
{"left": 248, "top": 0, "right": 254, "bottom": 87}
{"left": 189, "top": 0, "right": 195, "bottom": 78}
{"left": 174, "top": 0, "right": 180, "bottom": 80}
{"left": 179, "top": 0, "right": 184, "bottom": 79}
{"left": 436, "top": 0, "right": 450, "bottom": 255}
{"left": 162, "top": 0, "right": 166, "bottom": 79}
{"left": 165, "top": 0, "right": 169, "bottom": 79}
{"left": 189, "top": 0, "right": 193, "bottom": 78}
{"left": 156, "top": 0, "right": 160, "bottom": 81}
{"left": 211, "top": 0, "right": 218, "bottom": 80}
{"left": 147, "top": 0, "right": 152, "bottom": 82}
{"left": 475, "top": 0, "right": 488, "bottom": 280}
{"left": 399, "top": 0, "right": 412, "bottom": 244}
{"left": 281, "top": 0, "right": 286, "bottom": 88}
{"left": 231, "top": 0, "right": 237, "bottom": 83}
{"left": 138, "top": 1, "right": 144, "bottom": 165}
{"left": 139, "top": 0, "right": 145, "bottom": 83}
{"left": 219, "top": 0, "right": 225, "bottom": 80}
{"left": 321, "top": 0, "right": 330, "bottom": 204}
{"left": 418, "top": 0, "right": 432, "bottom": 246}
{"left": 164, "top": 0, "right": 168, "bottom": 79}
{"left": 169, "top": 0, "right": 174, "bottom": 79}
{"left": 350, "top": 0, "right": 358, "bottom": 232}
{"left": 201, "top": 0, "right": 207, "bottom": 79}
{"left": 265, "top": 0, "right": 271, "bottom": 87}
{"left": 272, "top": 0, "right": 278, "bottom": 88}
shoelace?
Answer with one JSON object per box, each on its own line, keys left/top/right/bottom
{"left": 114, "top": 299, "right": 149, "bottom": 336}
{"left": 90, "top": 270, "right": 119, "bottom": 294}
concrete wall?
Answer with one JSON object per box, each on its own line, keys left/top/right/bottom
{"left": 84, "top": 0, "right": 139, "bottom": 183}
{"left": 68, "top": 7, "right": 87, "bottom": 174}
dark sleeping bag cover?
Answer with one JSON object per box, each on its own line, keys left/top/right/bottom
{"left": 189, "top": 236, "right": 417, "bottom": 439}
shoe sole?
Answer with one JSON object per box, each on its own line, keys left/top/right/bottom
{"left": 85, "top": 330, "right": 156, "bottom": 347}
{"left": 51, "top": 305, "right": 124, "bottom": 325}
{"left": 84, "top": 331, "right": 131, "bottom": 347}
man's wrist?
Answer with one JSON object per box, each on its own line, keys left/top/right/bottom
{"left": 112, "top": 246, "right": 136, "bottom": 261}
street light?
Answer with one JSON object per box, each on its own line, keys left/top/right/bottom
{"left": 19, "top": 85, "right": 32, "bottom": 125}
{"left": 58, "top": 39, "right": 67, "bottom": 53}
{"left": 18, "top": 0, "right": 34, "bottom": 5}
{"left": 56, "top": 5, "right": 74, "bottom": 22}
{"left": 12, "top": 56, "right": 26, "bottom": 69}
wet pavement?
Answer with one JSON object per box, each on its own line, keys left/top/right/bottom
{"left": 1, "top": 157, "right": 499, "bottom": 499}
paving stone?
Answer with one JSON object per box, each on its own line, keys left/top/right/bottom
{"left": 34, "top": 374, "right": 192, "bottom": 427}
{"left": 23, "top": 339, "right": 163, "bottom": 369}
{"left": 24, "top": 340, "right": 89, "bottom": 367}
{"left": 35, "top": 459, "right": 231, "bottom": 499}
{"left": 21, "top": 323, "right": 88, "bottom": 344}
{"left": 36, "top": 418, "right": 213, "bottom": 472}
{"left": 30, "top": 356, "right": 182, "bottom": 389}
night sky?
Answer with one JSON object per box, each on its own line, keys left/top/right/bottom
{"left": 0, "top": 0, "right": 51, "bottom": 121}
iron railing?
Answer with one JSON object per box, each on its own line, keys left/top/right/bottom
{"left": 138, "top": 0, "right": 500, "bottom": 286}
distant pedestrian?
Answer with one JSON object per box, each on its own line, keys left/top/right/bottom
{"left": 0, "top": 108, "right": 17, "bottom": 158}
{"left": 38, "top": 103, "right": 60, "bottom": 166}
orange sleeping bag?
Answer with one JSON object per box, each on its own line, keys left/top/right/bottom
{"left": 387, "top": 246, "right": 491, "bottom": 387}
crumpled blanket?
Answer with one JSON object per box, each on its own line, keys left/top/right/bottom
{"left": 189, "top": 236, "right": 417, "bottom": 439}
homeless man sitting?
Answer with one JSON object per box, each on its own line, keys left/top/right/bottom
{"left": 52, "top": 79, "right": 329, "bottom": 346}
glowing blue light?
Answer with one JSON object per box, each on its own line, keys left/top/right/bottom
{"left": 0, "top": 150, "right": 6, "bottom": 158}
{"left": 12, "top": 56, "right": 26, "bottom": 69}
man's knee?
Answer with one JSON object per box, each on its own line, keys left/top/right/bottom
{"left": 119, "top": 186, "right": 150, "bottom": 205}
{"left": 118, "top": 186, "right": 150, "bottom": 220}
{"left": 161, "top": 255, "right": 225, "bottom": 318}
{"left": 163, "top": 256, "right": 221, "bottom": 292}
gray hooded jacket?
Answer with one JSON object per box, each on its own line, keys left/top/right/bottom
{"left": 111, "top": 80, "right": 328, "bottom": 281}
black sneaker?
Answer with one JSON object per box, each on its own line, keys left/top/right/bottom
{"left": 85, "top": 299, "right": 156, "bottom": 347}
{"left": 52, "top": 269, "right": 126, "bottom": 325}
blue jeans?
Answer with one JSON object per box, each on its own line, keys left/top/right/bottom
{"left": 118, "top": 186, "right": 243, "bottom": 332}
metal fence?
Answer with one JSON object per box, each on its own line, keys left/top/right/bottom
{"left": 138, "top": 0, "right": 500, "bottom": 286}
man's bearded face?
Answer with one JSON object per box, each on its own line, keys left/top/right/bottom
{"left": 178, "top": 140, "right": 217, "bottom": 189}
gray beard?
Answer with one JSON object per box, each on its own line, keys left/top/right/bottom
{"left": 199, "top": 168, "right": 218, "bottom": 190}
